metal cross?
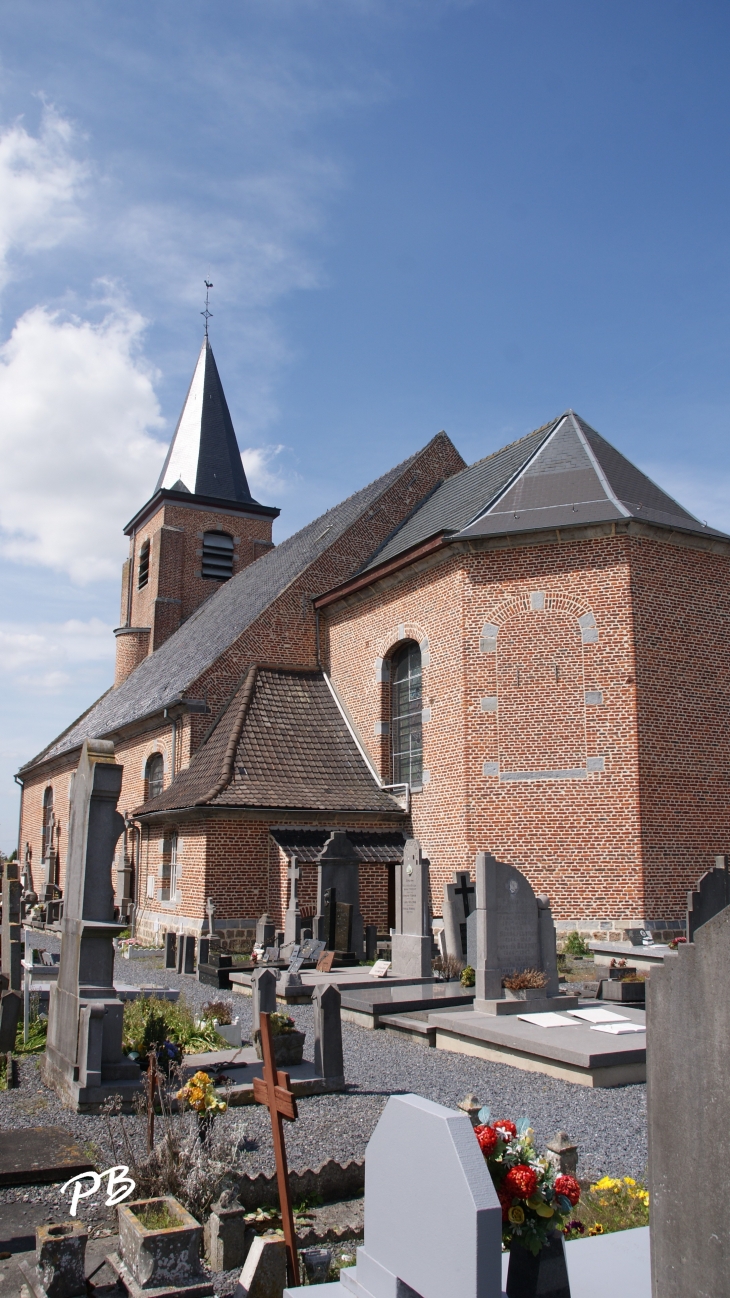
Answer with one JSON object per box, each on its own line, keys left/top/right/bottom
{"left": 252, "top": 1013, "right": 300, "bottom": 1286}
{"left": 455, "top": 872, "right": 475, "bottom": 917}
{"left": 201, "top": 280, "right": 213, "bottom": 337}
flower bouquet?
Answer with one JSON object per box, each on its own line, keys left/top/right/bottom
{"left": 473, "top": 1109, "right": 580, "bottom": 1297}
{"left": 177, "top": 1069, "right": 227, "bottom": 1143}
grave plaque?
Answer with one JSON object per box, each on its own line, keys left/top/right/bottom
{"left": 391, "top": 839, "right": 432, "bottom": 978}
{"left": 317, "top": 950, "right": 335, "bottom": 973}
{"left": 473, "top": 852, "right": 560, "bottom": 1009}
{"left": 334, "top": 902, "right": 353, "bottom": 954}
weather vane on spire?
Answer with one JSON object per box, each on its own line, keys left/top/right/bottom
{"left": 202, "top": 280, "right": 213, "bottom": 337}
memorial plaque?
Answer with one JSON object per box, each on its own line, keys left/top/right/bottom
{"left": 289, "top": 955, "right": 304, "bottom": 974}
{"left": 370, "top": 959, "right": 391, "bottom": 978}
{"left": 317, "top": 950, "right": 335, "bottom": 973}
{"left": 300, "top": 938, "right": 326, "bottom": 963}
{"left": 334, "top": 902, "right": 353, "bottom": 953}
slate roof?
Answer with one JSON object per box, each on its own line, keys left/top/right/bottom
{"left": 156, "top": 338, "right": 258, "bottom": 504}
{"left": 362, "top": 411, "right": 726, "bottom": 571}
{"left": 136, "top": 667, "right": 404, "bottom": 816}
{"left": 22, "top": 443, "right": 430, "bottom": 772}
{"left": 269, "top": 827, "right": 406, "bottom": 861}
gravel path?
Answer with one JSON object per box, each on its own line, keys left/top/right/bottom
{"left": 0, "top": 950, "right": 648, "bottom": 1210}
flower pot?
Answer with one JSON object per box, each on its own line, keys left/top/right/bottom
{"left": 215, "top": 1021, "right": 241, "bottom": 1047}
{"left": 506, "top": 1230, "right": 570, "bottom": 1298}
{"left": 117, "top": 1198, "right": 205, "bottom": 1290}
{"left": 503, "top": 987, "right": 547, "bottom": 1001}
{"left": 301, "top": 1247, "right": 333, "bottom": 1284}
{"left": 253, "top": 1029, "right": 305, "bottom": 1065}
{"left": 601, "top": 978, "right": 645, "bottom": 1002}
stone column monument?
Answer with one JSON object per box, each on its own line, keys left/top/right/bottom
{"left": 391, "top": 839, "right": 432, "bottom": 978}
{"left": 283, "top": 858, "right": 302, "bottom": 946}
{"left": 1, "top": 859, "right": 22, "bottom": 991}
{"left": 44, "top": 739, "right": 142, "bottom": 1111}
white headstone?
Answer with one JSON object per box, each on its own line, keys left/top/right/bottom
{"left": 391, "top": 839, "right": 432, "bottom": 978}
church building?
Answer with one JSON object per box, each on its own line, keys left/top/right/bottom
{"left": 17, "top": 336, "right": 730, "bottom": 947}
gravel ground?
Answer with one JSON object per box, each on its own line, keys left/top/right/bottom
{"left": 0, "top": 949, "right": 648, "bottom": 1213}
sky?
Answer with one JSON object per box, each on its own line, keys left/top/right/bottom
{"left": 0, "top": 1, "right": 729, "bottom": 850}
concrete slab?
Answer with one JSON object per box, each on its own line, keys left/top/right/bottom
{"left": 339, "top": 980, "right": 474, "bottom": 1029}
{"left": 230, "top": 967, "right": 433, "bottom": 1002}
{"left": 0, "top": 1126, "right": 96, "bottom": 1186}
{"left": 589, "top": 940, "right": 671, "bottom": 970}
{"left": 430, "top": 1003, "right": 646, "bottom": 1086}
{"left": 284, "top": 1228, "right": 651, "bottom": 1298}
{"left": 180, "top": 1046, "right": 346, "bottom": 1104}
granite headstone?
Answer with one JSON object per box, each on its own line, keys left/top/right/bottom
{"left": 687, "top": 854, "right": 730, "bottom": 942}
{"left": 43, "top": 739, "right": 142, "bottom": 1110}
{"left": 473, "top": 852, "right": 560, "bottom": 1009}
{"left": 442, "top": 870, "right": 475, "bottom": 960}
{"left": 648, "top": 901, "right": 730, "bottom": 1297}
{"left": 391, "top": 838, "right": 432, "bottom": 978}
{"left": 251, "top": 967, "right": 277, "bottom": 1033}
{"left": 314, "top": 832, "right": 363, "bottom": 961}
{"left": 312, "top": 983, "right": 344, "bottom": 1084}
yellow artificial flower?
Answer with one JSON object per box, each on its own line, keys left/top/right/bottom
{"left": 508, "top": 1207, "right": 525, "bottom": 1225}
{"left": 533, "top": 1202, "right": 554, "bottom": 1218}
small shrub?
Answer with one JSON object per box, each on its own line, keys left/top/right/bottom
{"left": 133, "top": 1202, "right": 180, "bottom": 1230}
{"left": 562, "top": 931, "right": 591, "bottom": 957}
{"left": 460, "top": 965, "right": 475, "bottom": 988}
{"left": 201, "top": 1000, "right": 233, "bottom": 1026}
{"left": 432, "top": 954, "right": 465, "bottom": 982}
{"left": 502, "top": 968, "right": 547, "bottom": 991}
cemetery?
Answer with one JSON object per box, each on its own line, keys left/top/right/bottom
{"left": 1, "top": 737, "right": 729, "bottom": 1296}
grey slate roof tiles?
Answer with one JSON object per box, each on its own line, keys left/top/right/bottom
{"left": 137, "top": 667, "right": 404, "bottom": 816}
{"left": 23, "top": 444, "right": 426, "bottom": 771}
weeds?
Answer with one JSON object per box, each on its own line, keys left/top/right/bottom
{"left": 122, "top": 996, "right": 226, "bottom": 1059}
{"left": 561, "top": 932, "right": 591, "bottom": 958}
{"left": 502, "top": 969, "right": 547, "bottom": 991}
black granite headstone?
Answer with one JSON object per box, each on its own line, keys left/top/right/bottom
{"left": 334, "top": 902, "right": 353, "bottom": 954}
{"left": 687, "top": 855, "right": 730, "bottom": 941}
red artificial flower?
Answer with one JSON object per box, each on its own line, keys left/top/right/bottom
{"left": 474, "top": 1125, "right": 498, "bottom": 1156}
{"left": 554, "top": 1175, "right": 581, "bottom": 1207}
{"left": 497, "top": 1186, "right": 512, "bottom": 1222}
{"left": 503, "top": 1164, "right": 538, "bottom": 1200}
{"left": 494, "top": 1120, "right": 517, "bottom": 1142}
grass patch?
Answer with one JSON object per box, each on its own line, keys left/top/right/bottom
{"left": 14, "top": 1013, "right": 48, "bottom": 1055}
{"left": 133, "top": 1202, "right": 180, "bottom": 1231}
{"left": 565, "top": 1177, "right": 649, "bottom": 1240}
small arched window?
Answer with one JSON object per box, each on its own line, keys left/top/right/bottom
{"left": 390, "top": 641, "right": 423, "bottom": 786}
{"left": 202, "top": 531, "right": 234, "bottom": 581}
{"left": 145, "top": 753, "right": 164, "bottom": 801}
{"left": 41, "top": 787, "right": 54, "bottom": 859}
{"left": 138, "top": 539, "right": 150, "bottom": 590}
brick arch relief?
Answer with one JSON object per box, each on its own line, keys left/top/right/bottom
{"left": 479, "top": 591, "right": 600, "bottom": 781}
{"left": 374, "top": 623, "right": 431, "bottom": 683}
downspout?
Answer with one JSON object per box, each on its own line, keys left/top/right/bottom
{"left": 13, "top": 773, "right": 24, "bottom": 874}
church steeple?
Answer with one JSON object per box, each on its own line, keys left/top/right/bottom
{"left": 156, "top": 338, "right": 256, "bottom": 504}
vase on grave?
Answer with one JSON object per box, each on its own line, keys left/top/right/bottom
{"left": 505, "top": 1231, "right": 571, "bottom": 1298}
{"left": 111, "top": 1198, "right": 205, "bottom": 1292}
{"left": 253, "top": 1027, "right": 305, "bottom": 1065}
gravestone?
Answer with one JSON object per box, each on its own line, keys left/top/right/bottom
{"left": 284, "top": 858, "right": 302, "bottom": 946}
{"left": 1, "top": 860, "right": 22, "bottom": 990}
{"left": 164, "top": 932, "right": 177, "bottom": 969}
{"left": 43, "top": 740, "right": 142, "bottom": 1111}
{"left": 391, "top": 839, "right": 432, "bottom": 978}
{"left": 251, "top": 967, "right": 277, "bottom": 1033}
{"left": 648, "top": 902, "right": 730, "bottom": 1297}
{"left": 687, "top": 854, "right": 730, "bottom": 941}
{"left": 255, "top": 913, "right": 276, "bottom": 950}
{"left": 314, "top": 832, "right": 363, "bottom": 963}
{"left": 0, "top": 989, "right": 21, "bottom": 1052}
{"left": 284, "top": 1093, "right": 502, "bottom": 1298}
{"left": 334, "top": 901, "right": 354, "bottom": 954}
{"left": 442, "top": 870, "right": 475, "bottom": 960}
{"left": 473, "top": 852, "right": 560, "bottom": 1010}
{"left": 234, "top": 1235, "right": 287, "bottom": 1298}
{"left": 365, "top": 924, "right": 378, "bottom": 962}
{"left": 176, "top": 933, "right": 195, "bottom": 975}
{"left": 313, "top": 984, "right": 344, "bottom": 1084}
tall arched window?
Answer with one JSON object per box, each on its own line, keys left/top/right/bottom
{"left": 390, "top": 641, "right": 423, "bottom": 786}
{"left": 145, "top": 753, "right": 164, "bottom": 801}
{"left": 41, "top": 787, "right": 54, "bottom": 859}
{"left": 202, "top": 531, "right": 234, "bottom": 581}
{"left": 138, "top": 539, "right": 150, "bottom": 589}
{"left": 161, "top": 830, "right": 178, "bottom": 901}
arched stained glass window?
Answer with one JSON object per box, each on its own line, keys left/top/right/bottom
{"left": 146, "top": 753, "right": 164, "bottom": 801}
{"left": 390, "top": 641, "right": 423, "bottom": 786}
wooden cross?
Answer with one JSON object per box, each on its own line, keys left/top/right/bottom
{"left": 252, "top": 1013, "right": 300, "bottom": 1286}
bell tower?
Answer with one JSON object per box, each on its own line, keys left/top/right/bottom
{"left": 114, "top": 337, "right": 280, "bottom": 686}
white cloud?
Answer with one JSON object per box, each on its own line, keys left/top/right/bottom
{"left": 0, "top": 299, "right": 166, "bottom": 582}
{"left": 0, "top": 617, "right": 114, "bottom": 691}
{"left": 241, "top": 443, "right": 296, "bottom": 498}
{"left": 0, "top": 105, "right": 87, "bottom": 287}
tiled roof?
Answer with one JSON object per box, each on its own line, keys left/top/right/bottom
{"left": 21, "top": 443, "right": 432, "bottom": 772}
{"left": 136, "top": 667, "right": 405, "bottom": 816}
{"left": 270, "top": 827, "right": 406, "bottom": 862}
{"left": 363, "top": 420, "right": 559, "bottom": 569}
{"left": 361, "top": 412, "right": 726, "bottom": 572}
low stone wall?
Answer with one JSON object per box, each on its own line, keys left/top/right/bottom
{"left": 236, "top": 1159, "right": 365, "bottom": 1208}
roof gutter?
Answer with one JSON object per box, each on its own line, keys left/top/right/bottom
{"left": 314, "top": 532, "right": 449, "bottom": 610}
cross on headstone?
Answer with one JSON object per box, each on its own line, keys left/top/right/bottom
{"left": 252, "top": 1013, "right": 300, "bottom": 1288}
{"left": 455, "top": 873, "right": 475, "bottom": 917}
{"left": 288, "top": 860, "right": 301, "bottom": 893}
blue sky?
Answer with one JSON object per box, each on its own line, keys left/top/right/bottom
{"left": 1, "top": 1, "right": 729, "bottom": 850}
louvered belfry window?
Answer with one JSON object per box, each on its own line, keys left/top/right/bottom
{"left": 391, "top": 641, "right": 423, "bottom": 786}
{"left": 138, "top": 540, "right": 150, "bottom": 589}
{"left": 202, "top": 531, "right": 234, "bottom": 581}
